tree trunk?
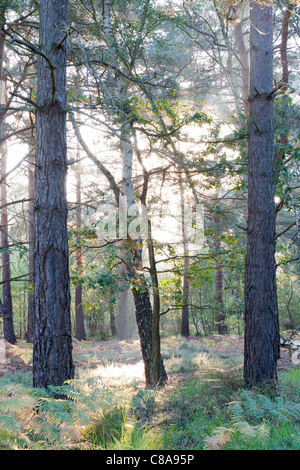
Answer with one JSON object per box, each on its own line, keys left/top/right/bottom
{"left": 147, "top": 218, "right": 167, "bottom": 386}
{"left": 109, "top": 301, "right": 116, "bottom": 337}
{"left": 33, "top": 0, "right": 74, "bottom": 388}
{"left": 0, "top": 17, "right": 16, "bottom": 345}
{"left": 117, "top": 245, "right": 130, "bottom": 340}
{"left": 244, "top": 2, "right": 280, "bottom": 388}
{"left": 233, "top": 10, "right": 250, "bottom": 115}
{"left": 179, "top": 178, "right": 190, "bottom": 337}
{"left": 75, "top": 154, "right": 86, "bottom": 341}
{"left": 102, "top": 0, "right": 166, "bottom": 387}
{"left": 215, "top": 237, "right": 227, "bottom": 335}
{"left": 27, "top": 115, "right": 35, "bottom": 343}
{"left": 275, "top": 3, "right": 293, "bottom": 168}
{"left": 212, "top": 192, "right": 228, "bottom": 335}
{"left": 1, "top": 140, "right": 16, "bottom": 345}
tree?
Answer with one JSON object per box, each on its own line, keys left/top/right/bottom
{"left": 74, "top": 143, "right": 86, "bottom": 341}
{"left": 244, "top": 1, "right": 280, "bottom": 388}
{"left": 27, "top": 103, "right": 35, "bottom": 344}
{"left": 33, "top": 0, "right": 74, "bottom": 388}
{"left": 0, "top": 4, "right": 16, "bottom": 345}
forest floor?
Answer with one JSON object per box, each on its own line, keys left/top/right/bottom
{"left": 0, "top": 333, "right": 295, "bottom": 382}
{"left": 0, "top": 333, "right": 299, "bottom": 450}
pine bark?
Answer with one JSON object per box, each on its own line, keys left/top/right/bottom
{"left": 244, "top": 2, "right": 280, "bottom": 388}
{"left": 33, "top": 0, "right": 74, "bottom": 388}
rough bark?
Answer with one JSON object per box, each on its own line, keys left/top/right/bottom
{"left": 33, "top": 0, "right": 74, "bottom": 388}
{"left": 244, "top": 2, "right": 280, "bottom": 388}
{"left": 147, "top": 218, "right": 167, "bottom": 386}
{"left": 134, "top": 129, "right": 167, "bottom": 386}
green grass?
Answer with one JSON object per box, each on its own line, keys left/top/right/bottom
{"left": 0, "top": 336, "right": 298, "bottom": 450}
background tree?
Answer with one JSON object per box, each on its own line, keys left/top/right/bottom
{"left": 0, "top": 4, "right": 16, "bottom": 345}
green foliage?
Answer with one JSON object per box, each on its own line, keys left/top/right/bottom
{"left": 82, "top": 406, "right": 125, "bottom": 449}
{"left": 0, "top": 338, "right": 298, "bottom": 450}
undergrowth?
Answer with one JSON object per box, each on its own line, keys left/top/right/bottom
{"left": 0, "top": 337, "right": 298, "bottom": 450}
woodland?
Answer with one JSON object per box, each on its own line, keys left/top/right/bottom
{"left": 0, "top": 0, "right": 299, "bottom": 451}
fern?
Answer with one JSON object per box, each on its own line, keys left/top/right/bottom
{"left": 205, "top": 389, "right": 300, "bottom": 450}
{"left": 238, "top": 390, "right": 300, "bottom": 424}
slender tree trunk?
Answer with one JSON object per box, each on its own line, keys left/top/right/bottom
{"left": 1, "top": 140, "right": 16, "bottom": 345}
{"left": 102, "top": 0, "right": 166, "bottom": 386}
{"left": 133, "top": 128, "right": 167, "bottom": 386}
{"left": 109, "top": 301, "right": 116, "bottom": 337}
{"left": 275, "top": 3, "right": 293, "bottom": 168}
{"left": 179, "top": 178, "right": 190, "bottom": 337}
{"left": 215, "top": 236, "right": 227, "bottom": 335}
{"left": 75, "top": 154, "right": 86, "bottom": 341}
{"left": 33, "top": 0, "right": 74, "bottom": 388}
{"left": 117, "top": 245, "right": 130, "bottom": 340}
{"left": 27, "top": 119, "right": 35, "bottom": 343}
{"left": 129, "top": 251, "right": 153, "bottom": 386}
{"left": 280, "top": 4, "right": 292, "bottom": 90}
{"left": 244, "top": 2, "right": 280, "bottom": 388}
{"left": 147, "top": 217, "right": 167, "bottom": 386}
{"left": 0, "top": 18, "right": 16, "bottom": 345}
{"left": 233, "top": 11, "right": 250, "bottom": 115}
{"left": 212, "top": 192, "right": 227, "bottom": 335}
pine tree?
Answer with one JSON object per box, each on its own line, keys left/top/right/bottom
{"left": 33, "top": 0, "right": 74, "bottom": 388}
{"left": 244, "top": 1, "right": 280, "bottom": 388}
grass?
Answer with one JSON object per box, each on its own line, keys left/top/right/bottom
{"left": 0, "top": 335, "right": 299, "bottom": 450}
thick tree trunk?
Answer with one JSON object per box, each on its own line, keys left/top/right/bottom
{"left": 33, "top": 0, "right": 74, "bottom": 388}
{"left": 244, "top": 2, "right": 280, "bottom": 388}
